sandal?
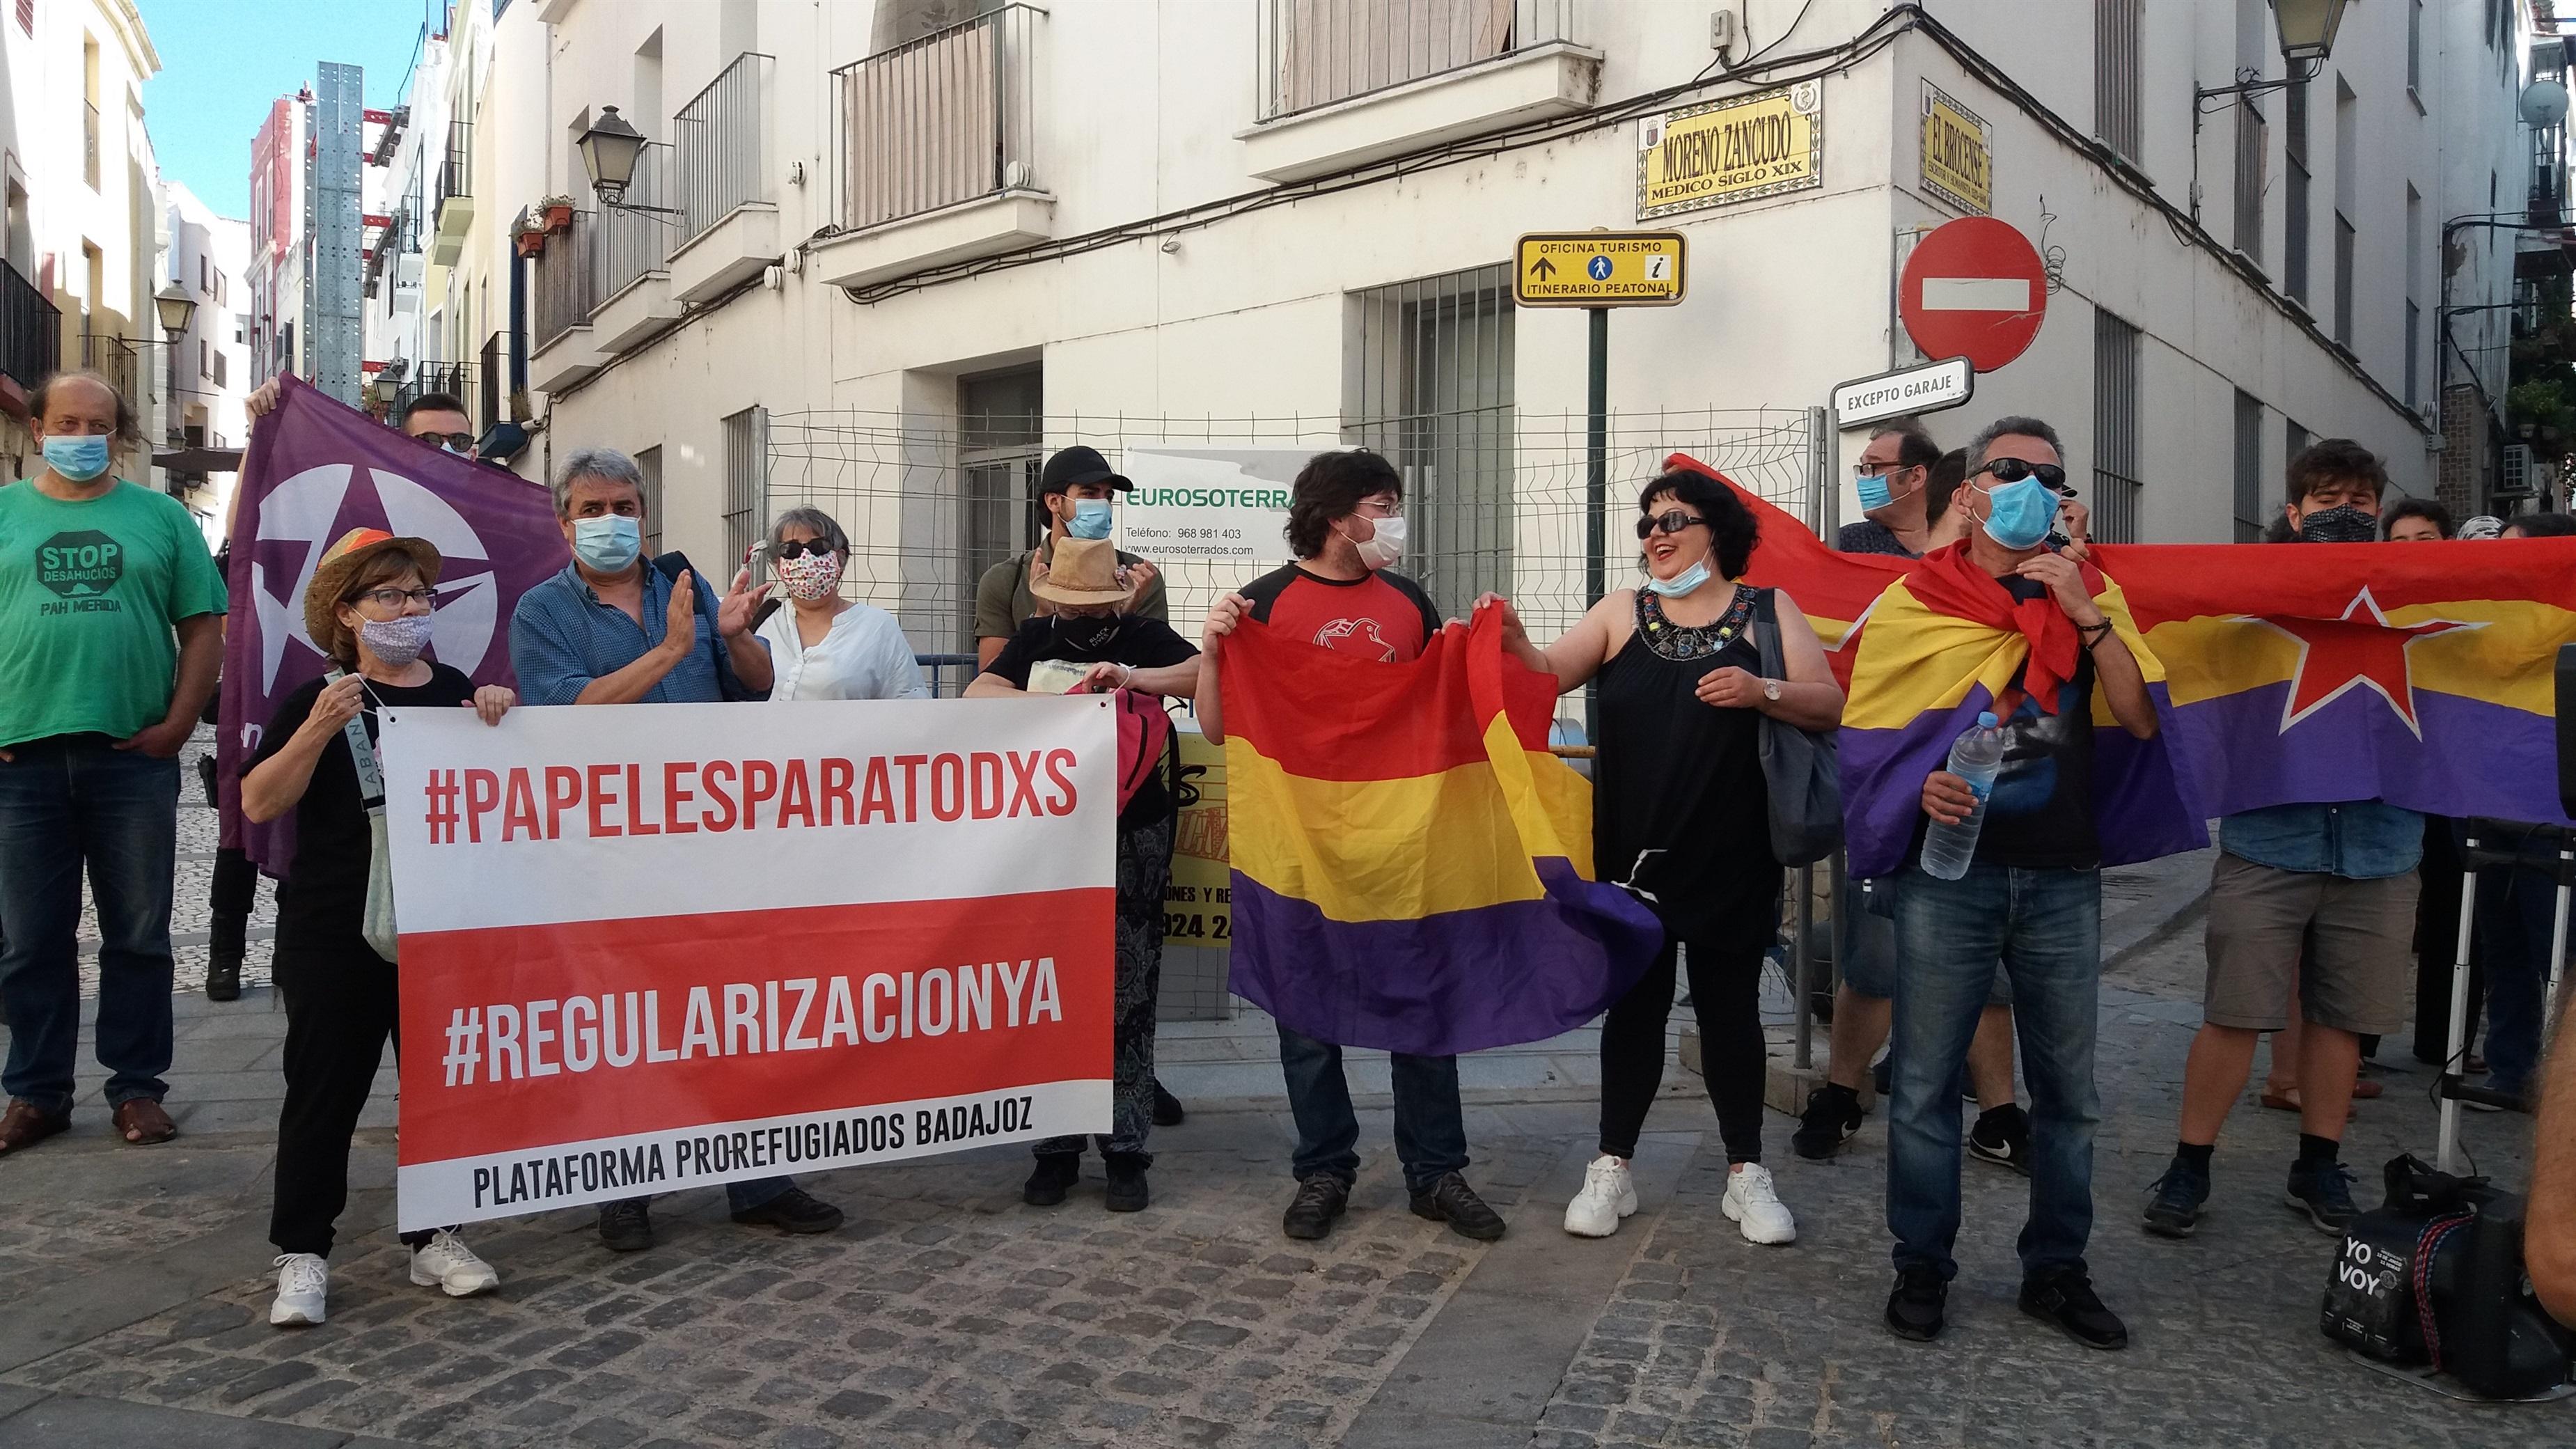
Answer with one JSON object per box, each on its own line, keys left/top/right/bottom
{"left": 112, "top": 1098, "right": 177, "bottom": 1146}
{"left": 0, "top": 1099, "right": 70, "bottom": 1155}
{"left": 2258, "top": 1087, "right": 2355, "bottom": 1120}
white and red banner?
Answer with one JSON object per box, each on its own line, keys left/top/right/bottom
{"left": 379, "top": 697, "right": 1117, "bottom": 1230}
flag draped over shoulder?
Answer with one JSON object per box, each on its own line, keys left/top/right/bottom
{"left": 1220, "top": 607, "right": 1664, "bottom": 1056}
{"left": 219, "top": 375, "right": 567, "bottom": 874}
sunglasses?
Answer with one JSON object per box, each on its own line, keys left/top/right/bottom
{"left": 416, "top": 432, "right": 476, "bottom": 453}
{"left": 1635, "top": 510, "right": 1706, "bottom": 540}
{"left": 1976, "top": 457, "right": 2069, "bottom": 489}
{"left": 771, "top": 539, "right": 836, "bottom": 561}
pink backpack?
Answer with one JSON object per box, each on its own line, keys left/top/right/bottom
{"left": 1113, "top": 690, "right": 1175, "bottom": 816}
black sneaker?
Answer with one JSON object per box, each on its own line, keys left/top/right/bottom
{"left": 730, "top": 1186, "right": 845, "bottom": 1235}
{"left": 2285, "top": 1159, "right": 2358, "bottom": 1235}
{"left": 1968, "top": 1104, "right": 2031, "bottom": 1176}
{"left": 2020, "top": 1269, "right": 2127, "bottom": 1350}
{"left": 597, "top": 1198, "right": 654, "bottom": 1253}
{"left": 2141, "top": 1159, "right": 2209, "bottom": 1239}
{"left": 1281, "top": 1175, "right": 1350, "bottom": 1240}
{"left": 1885, "top": 1266, "right": 1947, "bottom": 1342}
{"left": 1104, "top": 1152, "right": 1149, "bottom": 1213}
{"left": 1791, "top": 1084, "right": 1865, "bottom": 1160}
{"left": 1408, "top": 1171, "right": 1507, "bottom": 1242}
{"left": 203, "top": 948, "right": 242, "bottom": 1003}
{"left": 1023, "top": 1150, "right": 1081, "bottom": 1207}
{"left": 1152, "top": 1080, "right": 1186, "bottom": 1127}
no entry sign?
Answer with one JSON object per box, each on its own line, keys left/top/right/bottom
{"left": 1899, "top": 217, "right": 2048, "bottom": 373}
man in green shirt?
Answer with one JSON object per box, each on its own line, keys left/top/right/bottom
{"left": 0, "top": 371, "right": 227, "bottom": 1155}
{"left": 972, "top": 446, "right": 1167, "bottom": 668}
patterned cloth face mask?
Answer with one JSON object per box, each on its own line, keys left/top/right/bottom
{"left": 776, "top": 549, "right": 844, "bottom": 602}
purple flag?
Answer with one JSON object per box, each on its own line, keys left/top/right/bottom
{"left": 219, "top": 375, "right": 568, "bottom": 875}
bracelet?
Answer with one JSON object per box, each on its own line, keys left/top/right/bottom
{"left": 1119, "top": 663, "right": 1138, "bottom": 689}
{"left": 2077, "top": 620, "right": 2114, "bottom": 647}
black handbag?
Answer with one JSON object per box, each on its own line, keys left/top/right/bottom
{"left": 653, "top": 551, "right": 765, "bottom": 703}
{"left": 1749, "top": 588, "right": 1842, "bottom": 866}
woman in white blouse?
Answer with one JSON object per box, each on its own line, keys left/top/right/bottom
{"left": 753, "top": 508, "right": 931, "bottom": 702}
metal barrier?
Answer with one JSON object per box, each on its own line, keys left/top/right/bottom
{"left": 437, "top": 118, "right": 472, "bottom": 217}
{"left": 601, "top": 142, "right": 672, "bottom": 301}
{"left": 675, "top": 52, "right": 773, "bottom": 243}
{"left": 0, "top": 257, "right": 58, "bottom": 391}
{"left": 835, "top": 6, "right": 1042, "bottom": 230}
{"left": 533, "top": 212, "right": 601, "bottom": 352}
{"left": 1256, "top": 0, "right": 1577, "bottom": 120}
{"left": 79, "top": 334, "right": 139, "bottom": 405}
{"left": 914, "top": 652, "right": 982, "bottom": 699}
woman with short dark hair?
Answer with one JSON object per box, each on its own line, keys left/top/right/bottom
{"left": 753, "top": 506, "right": 928, "bottom": 701}
{"left": 1499, "top": 467, "right": 1844, "bottom": 1245}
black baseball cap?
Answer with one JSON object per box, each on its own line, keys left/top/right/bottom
{"left": 1039, "top": 445, "right": 1132, "bottom": 494}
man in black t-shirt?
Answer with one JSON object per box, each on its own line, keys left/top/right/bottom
{"left": 968, "top": 535, "right": 1200, "bottom": 1212}
{"left": 1881, "top": 416, "right": 2162, "bottom": 1353}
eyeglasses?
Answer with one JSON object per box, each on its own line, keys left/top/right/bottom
{"left": 771, "top": 539, "right": 835, "bottom": 561}
{"left": 353, "top": 587, "right": 436, "bottom": 611}
{"left": 416, "top": 432, "right": 476, "bottom": 454}
{"left": 1353, "top": 501, "right": 1403, "bottom": 519}
{"left": 1853, "top": 460, "right": 1913, "bottom": 479}
{"left": 1975, "top": 457, "right": 2069, "bottom": 489}
{"left": 1635, "top": 510, "right": 1706, "bottom": 539}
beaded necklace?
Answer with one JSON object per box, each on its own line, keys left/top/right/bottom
{"left": 1638, "top": 583, "right": 1753, "bottom": 662}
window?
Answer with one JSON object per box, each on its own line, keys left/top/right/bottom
{"left": 2408, "top": 0, "right": 2424, "bottom": 93}
{"left": 14, "top": 0, "right": 30, "bottom": 37}
{"left": 478, "top": 331, "right": 502, "bottom": 434}
{"left": 212, "top": 350, "right": 226, "bottom": 387}
{"left": 2232, "top": 0, "right": 2265, "bottom": 263}
{"left": 2285, "top": 81, "right": 2311, "bottom": 303}
{"left": 2232, "top": 390, "right": 2264, "bottom": 542}
{"left": 198, "top": 339, "right": 208, "bottom": 377}
{"left": 2406, "top": 186, "right": 2424, "bottom": 406}
{"left": 197, "top": 254, "right": 207, "bottom": 292}
{"left": 1259, "top": 0, "right": 1571, "bottom": 119}
{"left": 2286, "top": 420, "right": 2311, "bottom": 484}
{"left": 636, "top": 445, "right": 664, "bottom": 558}
{"left": 1345, "top": 263, "right": 1516, "bottom": 618}
{"left": 2334, "top": 79, "right": 2357, "bottom": 347}
{"left": 2094, "top": 0, "right": 2142, "bottom": 164}
{"left": 722, "top": 406, "right": 767, "bottom": 579}
{"left": 957, "top": 366, "right": 1044, "bottom": 650}
{"left": 81, "top": 36, "right": 100, "bottom": 191}
{"left": 2334, "top": 214, "right": 2357, "bottom": 346}
{"left": 2093, "top": 310, "right": 2142, "bottom": 543}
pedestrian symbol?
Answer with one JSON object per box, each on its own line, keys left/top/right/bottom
{"left": 1586, "top": 256, "right": 1614, "bottom": 281}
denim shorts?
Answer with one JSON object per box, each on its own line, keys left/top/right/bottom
{"left": 1840, "top": 876, "right": 2013, "bottom": 1007}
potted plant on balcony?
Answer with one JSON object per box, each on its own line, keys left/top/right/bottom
{"left": 512, "top": 207, "right": 548, "bottom": 258}
{"left": 539, "top": 195, "right": 576, "bottom": 233}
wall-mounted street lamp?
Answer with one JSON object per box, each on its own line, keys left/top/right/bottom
{"left": 576, "top": 106, "right": 684, "bottom": 222}
{"left": 2198, "top": 0, "right": 2350, "bottom": 111}
{"left": 153, "top": 280, "right": 198, "bottom": 338}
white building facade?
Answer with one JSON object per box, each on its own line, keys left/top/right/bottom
{"left": 159, "top": 181, "right": 249, "bottom": 536}
{"left": 454, "top": 0, "right": 2552, "bottom": 652}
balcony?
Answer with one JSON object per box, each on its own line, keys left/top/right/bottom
{"left": 530, "top": 211, "right": 607, "bottom": 393}
{"left": 432, "top": 118, "right": 474, "bottom": 267}
{"left": 0, "top": 258, "right": 61, "bottom": 412}
{"left": 1238, "top": 0, "right": 1596, "bottom": 184}
{"left": 593, "top": 142, "right": 686, "bottom": 350}
{"left": 812, "top": 6, "right": 1051, "bottom": 291}
{"left": 385, "top": 359, "right": 476, "bottom": 421}
{"left": 667, "top": 52, "right": 780, "bottom": 304}
{"left": 81, "top": 334, "right": 138, "bottom": 405}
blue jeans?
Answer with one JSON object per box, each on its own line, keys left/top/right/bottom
{"left": 2474, "top": 861, "right": 2561, "bottom": 1095}
{"left": 1888, "top": 863, "right": 2102, "bottom": 1281}
{"left": 0, "top": 737, "right": 180, "bottom": 1115}
{"left": 1276, "top": 1024, "right": 1468, "bottom": 1192}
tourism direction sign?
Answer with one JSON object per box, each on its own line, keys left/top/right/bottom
{"left": 1832, "top": 356, "right": 1974, "bottom": 428}
{"left": 1514, "top": 231, "right": 1688, "bottom": 307}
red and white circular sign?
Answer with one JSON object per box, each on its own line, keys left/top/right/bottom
{"left": 1899, "top": 217, "right": 2048, "bottom": 373}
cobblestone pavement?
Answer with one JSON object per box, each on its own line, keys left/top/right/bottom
{"left": 3, "top": 846, "right": 2568, "bottom": 1447}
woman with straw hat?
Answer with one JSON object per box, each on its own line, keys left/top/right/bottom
{"left": 240, "top": 528, "right": 516, "bottom": 1327}
{"left": 967, "top": 534, "right": 1201, "bottom": 1212}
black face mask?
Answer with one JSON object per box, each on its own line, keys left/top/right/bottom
{"left": 2296, "top": 504, "right": 2379, "bottom": 544}
{"left": 1054, "top": 614, "right": 1122, "bottom": 652}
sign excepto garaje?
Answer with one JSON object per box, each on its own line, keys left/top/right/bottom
{"left": 1513, "top": 231, "right": 1688, "bottom": 307}
{"left": 1833, "top": 357, "right": 1975, "bottom": 428}
{"left": 1919, "top": 82, "right": 1993, "bottom": 215}
{"left": 1636, "top": 81, "right": 1823, "bottom": 220}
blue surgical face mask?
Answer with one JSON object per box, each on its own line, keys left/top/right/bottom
{"left": 42, "top": 434, "right": 111, "bottom": 483}
{"left": 572, "top": 514, "right": 643, "bottom": 572}
{"left": 1855, "top": 473, "right": 1893, "bottom": 510}
{"left": 1978, "top": 476, "right": 2057, "bottom": 551}
{"left": 1065, "top": 497, "right": 1113, "bottom": 541}
{"left": 1643, "top": 555, "right": 1713, "bottom": 597}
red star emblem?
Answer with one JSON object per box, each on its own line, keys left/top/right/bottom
{"left": 2241, "top": 587, "right": 2484, "bottom": 737}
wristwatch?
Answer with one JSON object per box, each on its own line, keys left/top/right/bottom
{"left": 1762, "top": 678, "right": 1782, "bottom": 703}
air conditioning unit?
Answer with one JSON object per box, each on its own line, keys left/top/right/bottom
{"left": 2501, "top": 443, "right": 2536, "bottom": 498}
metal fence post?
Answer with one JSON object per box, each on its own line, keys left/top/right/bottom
{"left": 1791, "top": 405, "right": 1831, "bottom": 1071}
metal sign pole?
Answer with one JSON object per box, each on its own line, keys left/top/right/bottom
{"left": 1585, "top": 304, "right": 1608, "bottom": 744}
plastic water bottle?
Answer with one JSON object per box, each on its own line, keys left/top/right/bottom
{"left": 1919, "top": 712, "right": 2004, "bottom": 881}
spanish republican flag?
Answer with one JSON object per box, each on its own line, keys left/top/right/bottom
{"left": 1220, "top": 607, "right": 1664, "bottom": 1056}
{"left": 2090, "top": 538, "right": 2576, "bottom": 828}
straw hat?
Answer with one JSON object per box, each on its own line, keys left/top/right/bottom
{"left": 1029, "top": 535, "right": 1133, "bottom": 607}
{"left": 304, "top": 527, "right": 443, "bottom": 650}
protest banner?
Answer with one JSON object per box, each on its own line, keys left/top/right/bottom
{"left": 379, "top": 696, "right": 1117, "bottom": 1230}
{"left": 1164, "top": 726, "right": 1231, "bottom": 948}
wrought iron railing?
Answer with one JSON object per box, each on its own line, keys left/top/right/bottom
{"left": 836, "top": 7, "right": 1042, "bottom": 230}
{"left": 81, "top": 333, "right": 138, "bottom": 402}
{"left": 533, "top": 210, "right": 601, "bottom": 351}
{"left": 0, "top": 256, "right": 60, "bottom": 391}
{"left": 386, "top": 359, "right": 475, "bottom": 420}
{"left": 438, "top": 118, "right": 473, "bottom": 214}
{"left": 675, "top": 52, "right": 773, "bottom": 243}
{"left": 1255, "top": 0, "right": 1574, "bottom": 120}
{"left": 601, "top": 142, "right": 672, "bottom": 299}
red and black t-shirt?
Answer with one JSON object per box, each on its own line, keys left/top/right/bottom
{"left": 1238, "top": 564, "right": 1441, "bottom": 664}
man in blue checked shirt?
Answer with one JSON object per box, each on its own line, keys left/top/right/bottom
{"left": 507, "top": 446, "right": 842, "bottom": 1251}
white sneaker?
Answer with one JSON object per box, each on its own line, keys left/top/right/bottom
{"left": 1562, "top": 1153, "right": 1638, "bottom": 1237}
{"left": 1721, "top": 1162, "right": 1797, "bottom": 1245}
{"left": 409, "top": 1230, "right": 501, "bottom": 1297}
{"left": 270, "top": 1253, "right": 329, "bottom": 1326}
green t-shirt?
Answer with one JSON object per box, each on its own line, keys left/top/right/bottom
{"left": 0, "top": 478, "right": 228, "bottom": 748}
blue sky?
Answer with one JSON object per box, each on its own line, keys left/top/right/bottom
{"left": 136, "top": 0, "right": 431, "bottom": 219}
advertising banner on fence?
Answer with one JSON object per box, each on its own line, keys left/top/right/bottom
{"left": 1164, "top": 726, "right": 1231, "bottom": 949}
{"left": 1117, "top": 447, "right": 1307, "bottom": 565}
{"left": 380, "top": 697, "right": 1118, "bottom": 1230}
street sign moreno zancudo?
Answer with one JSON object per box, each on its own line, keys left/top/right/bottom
{"left": 1514, "top": 231, "right": 1688, "bottom": 307}
{"left": 1833, "top": 356, "right": 1974, "bottom": 428}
